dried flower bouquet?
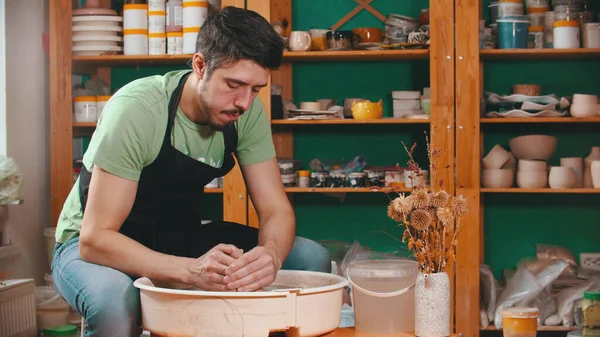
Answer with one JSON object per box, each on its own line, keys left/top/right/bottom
{"left": 385, "top": 134, "right": 468, "bottom": 275}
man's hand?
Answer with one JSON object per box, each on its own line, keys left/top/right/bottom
{"left": 223, "top": 246, "right": 280, "bottom": 292}
{"left": 187, "top": 244, "right": 244, "bottom": 291}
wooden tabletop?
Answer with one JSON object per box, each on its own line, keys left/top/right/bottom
{"left": 152, "top": 328, "right": 455, "bottom": 337}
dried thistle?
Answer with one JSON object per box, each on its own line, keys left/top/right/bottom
{"left": 436, "top": 207, "right": 454, "bottom": 225}
{"left": 409, "top": 209, "right": 432, "bottom": 231}
{"left": 431, "top": 190, "right": 450, "bottom": 208}
{"left": 387, "top": 199, "right": 404, "bottom": 222}
{"left": 411, "top": 189, "right": 430, "bottom": 209}
{"left": 451, "top": 195, "right": 469, "bottom": 216}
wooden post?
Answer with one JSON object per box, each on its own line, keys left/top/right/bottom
{"left": 455, "top": 0, "right": 482, "bottom": 334}
{"left": 429, "top": 0, "right": 456, "bottom": 331}
{"left": 49, "top": 0, "right": 74, "bottom": 226}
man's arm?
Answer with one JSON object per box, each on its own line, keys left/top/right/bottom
{"left": 79, "top": 166, "right": 193, "bottom": 283}
{"left": 79, "top": 166, "right": 243, "bottom": 290}
{"left": 223, "top": 157, "right": 295, "bottom": 291}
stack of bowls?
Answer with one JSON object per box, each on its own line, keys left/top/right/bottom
{"left": 516, "top": 159, "right": 548, "bottom": 188}
{"left": 481, "top": 144, "right": 516, "bottom": 188}
{"left": 72, "top": 15, "right": 123, "bottom": 56}
{"left": 385, "top": 14, "right": 420, "bottom": 44}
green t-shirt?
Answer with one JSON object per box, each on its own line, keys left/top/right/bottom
{"left": 55, "top": 70, "right": 275, "bottom": 243}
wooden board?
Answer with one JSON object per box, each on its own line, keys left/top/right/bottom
{"left": 429, "top": 0, "right": 456, "bottom": 330}
{"left": 454, "top": 0, "right": 482, "bottom": 334}
{"left": 49, "top": 0, "right": 74, "bottom": 226}
{"left": 481, "top": 48, "right": 600, "bottom": 60}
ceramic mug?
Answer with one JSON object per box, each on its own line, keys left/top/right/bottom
{"left": 289, "top": 31, "right": 312, "bottom": 51}
{"left": 309, "top": 29, "right": 331, "bottom": 51}
{"left": 326, "top": 30, "right": 357, "bottom": 50}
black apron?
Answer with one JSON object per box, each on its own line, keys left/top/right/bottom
{"left": 79, "top": 71, "right": 259, "bottom": 258}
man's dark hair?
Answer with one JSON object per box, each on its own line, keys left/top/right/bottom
{"left": 195, "top": 6, "right": 284, "bottom": 77}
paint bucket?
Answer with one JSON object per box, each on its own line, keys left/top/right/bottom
{"left": 498, "top": 15, "right": 530, "bottom": 48}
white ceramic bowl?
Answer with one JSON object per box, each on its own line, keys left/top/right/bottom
{"left": 570, "top": 103, "right": 599, "bottom": 118}
{"left": 509, "top": 135, "right": 558, "bottom": 161}
{"left": 516, "top": 170, "right": 548, "bottom": 188}
{"left": 548, "top": 166, "right": 576, "bottom": 189}
{"left": 572, "top": 93, "right": 598, "bottom": 105}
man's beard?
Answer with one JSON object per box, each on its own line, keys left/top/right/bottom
{"left": 198, "top": 94, "right": 243, "bottom": 131}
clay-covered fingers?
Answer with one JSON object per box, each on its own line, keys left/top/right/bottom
{"left": 223, "top": 247, "right": 277, "bottom": 291}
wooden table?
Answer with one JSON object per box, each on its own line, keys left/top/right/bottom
{"left": 152, "top": 329, "right": 456, "bottom": 336}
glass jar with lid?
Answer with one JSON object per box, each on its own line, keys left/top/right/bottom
{"left": 348, "top": 172, "right": 367, "bottom": 188}
{"left": 583, "top": 291, "right": 600, "bottom": 337}
{"left": 554, "top": 4, "right": 580, "bottom": 21}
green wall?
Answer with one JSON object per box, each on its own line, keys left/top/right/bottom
{"left": 99, "top": 0, "right": 599, "bottom": 278}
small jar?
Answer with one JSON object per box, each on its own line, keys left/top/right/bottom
{"left": 348, "top": 172, "right": 366, "bottom": 188}
{"left": 554, "top": 4, "right": 580, "bottom": 21}
{"left": 167, "top": 31, "right": 183, "bottom": 54}
{"left": 583, "top": 291, "right": 600, "bottom": 337}
{"left": 296, "top": 170, "right": 310, "bottom": 187}
{"left": 553, "top": 19, "right": 581, "bottom": 48}
{"left": 330, "top": 171, "right": 346, "bottom": 188}
{"left": 528, "top": 12, "right": 546, "bottom": 26}
{"left": 311, "top": 171, "right": 329, "bottom": 188}
{"left": 499, "top": 0, "right": 524, "bottom": 17}
{"left": 166, "top": 0, "right": 183, "bottom": 32}
{"left": 582, "top": 23, "right": 600, "bottom": 48}
{"left": 544, "top": 11, "right": 555, "bottom": 47}
{"left": 529, "top": 25, "right": 545, "bottom": 48}
{"left": 501, "top": 307, "right": 539, "bottom": 337}
{"left": 366, "top": 170, "right": 385, "bottom": 187}
{"left": 73, "top": 96, "right": 97, "bottom": 122}
{"left": 96, "top": 96, "right": 111, "bottom": 121}
{"left": 278, "top": 162, "right": 293, "bottom": 175}
{"left": 281, "top": 173, "right": 295, "bottom": 187}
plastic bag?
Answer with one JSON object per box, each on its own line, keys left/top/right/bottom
{"left": 480, "top": 264, "right": 501, "bottom": 322}
{"left": 556, "top": 276, "right": 600, "bottom": 326}
{"left": 494, "top": 260, "right": 567, "bottom": 328}
{"left": 518, "top": 257, "right": 578, "bottom": 279}
{"left": 536, "top": 244, "right": 577, "bottom": 266}
{"left": 0, "top": 156, "right": 23, "bottom": 204}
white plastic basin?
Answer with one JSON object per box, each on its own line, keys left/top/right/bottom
{"left": 134, "top": 270, "right": 349, "bottom": 337}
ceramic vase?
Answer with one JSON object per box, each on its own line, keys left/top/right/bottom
{"left": 584, "top": 147, "right": 600, "bottom": 188}
{"left": 415, "top": 272, "right": 451, "bottom": 337}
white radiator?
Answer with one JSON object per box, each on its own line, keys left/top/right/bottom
{"left": 0, "top": 279, "right": 36, "bottom": 337}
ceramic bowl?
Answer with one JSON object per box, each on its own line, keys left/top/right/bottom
{"left": 516, "top": 170, "right": 548, "bottom": 188}
{"left": 509, "top": 135, "right": 558, "bottom": 161}
{"left": 570, "top": 103, "right": 598, "bottom": 118}
{"left": 502, "top": 152, "right": 517, "bottom": 169}
{"left": 482, "top": 144, "right": 511, "bottom": 169}
{"left": 517, "top": 159, "right": 547, "bottom": 172}
{"left": 572, "top": 93, "right": 598, "bottom": 105}
{"left": 548, "top": 166, "right": 576, "bottom": 189}
{"left": 482, "top": 169, "right": 515, "bottom": 188}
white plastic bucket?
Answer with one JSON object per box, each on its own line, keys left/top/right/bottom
{"left": 347, "top": 259, "right": 419, "bottom": 334}
{"left": 35, "top": 286, "right": 71, "bottom": 330}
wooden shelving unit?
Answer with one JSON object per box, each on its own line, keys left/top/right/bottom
{"left": 481, "top": 326, "right": 577, "bottom": 332}
{"left": 481, "top": 117, "right": 600, "bottom": 124}
{"left": 481, "top": 188, "right": 600, "bottom": 194}
{"left": 455, "top": 1, "right": 600, "bottom": 336}
{"left": 480, "top": 48, "right": 600, "bottom": 60}
{"left": 272, "top": 118, "right": 430, "bottom": 125}
{"left": 284, "top": 187, "right": 410, "bottom": 193}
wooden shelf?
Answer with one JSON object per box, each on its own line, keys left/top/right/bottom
{"left": 480, "top": 48, "right": 600, "bottom": 60}
{"left": 204, "top": 188, "right": 223, "bottom": 193}
{"left": 481, "top": 326, "right": 577, "bottom": 332}
{"left": 482, "top": 188, "right": 600, "bottom": 193}
{"left": 0, "top": 244, "right": 22, "bottom": 260}
{"left": 73, "top": 122, "right": 97, "bottom": 128}
{"left": 272, "top": 118, "right": 430, "bottom": 125}
{"left": 481, "top": 117, "right": 600, "bottom": 124}
{"left": 283, "top": 49, "right": 429, "bottom": 62}
{"left": 284, "top": 187, "right": 410, "bottom": 193}
{"left": 322, "top": 329, "right": 458, "bottom": 337}
{"left": 71, "top": 49, "right": 430, "bottom": 68}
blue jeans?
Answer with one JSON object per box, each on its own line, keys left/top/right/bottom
{"left": 51, "top": 235, "right": 330, "bottom": 337}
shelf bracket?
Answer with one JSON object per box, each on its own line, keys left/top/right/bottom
{"left": 330, "top": 0, "right": 387, "bottom": 31}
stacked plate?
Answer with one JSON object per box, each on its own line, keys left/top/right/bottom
{"left": 72, "top": 15, "right": 123, "bottom": 56}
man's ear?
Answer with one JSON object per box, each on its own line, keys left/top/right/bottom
{"left": 192, "top": 53, "right": 207, "bottom": 79}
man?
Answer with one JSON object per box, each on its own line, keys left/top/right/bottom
{"left": 51, "top": 6, "right": 331, "bottom": 336}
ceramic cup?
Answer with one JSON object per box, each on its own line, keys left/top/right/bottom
{"left": 309, "top": 29, "right": 330, "bottom": 51}
{"left": 326, "top": 30, "right": 356, "bottom": 50}
{"left": 289, "top": 31, "right": 312, "bottom": 51}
